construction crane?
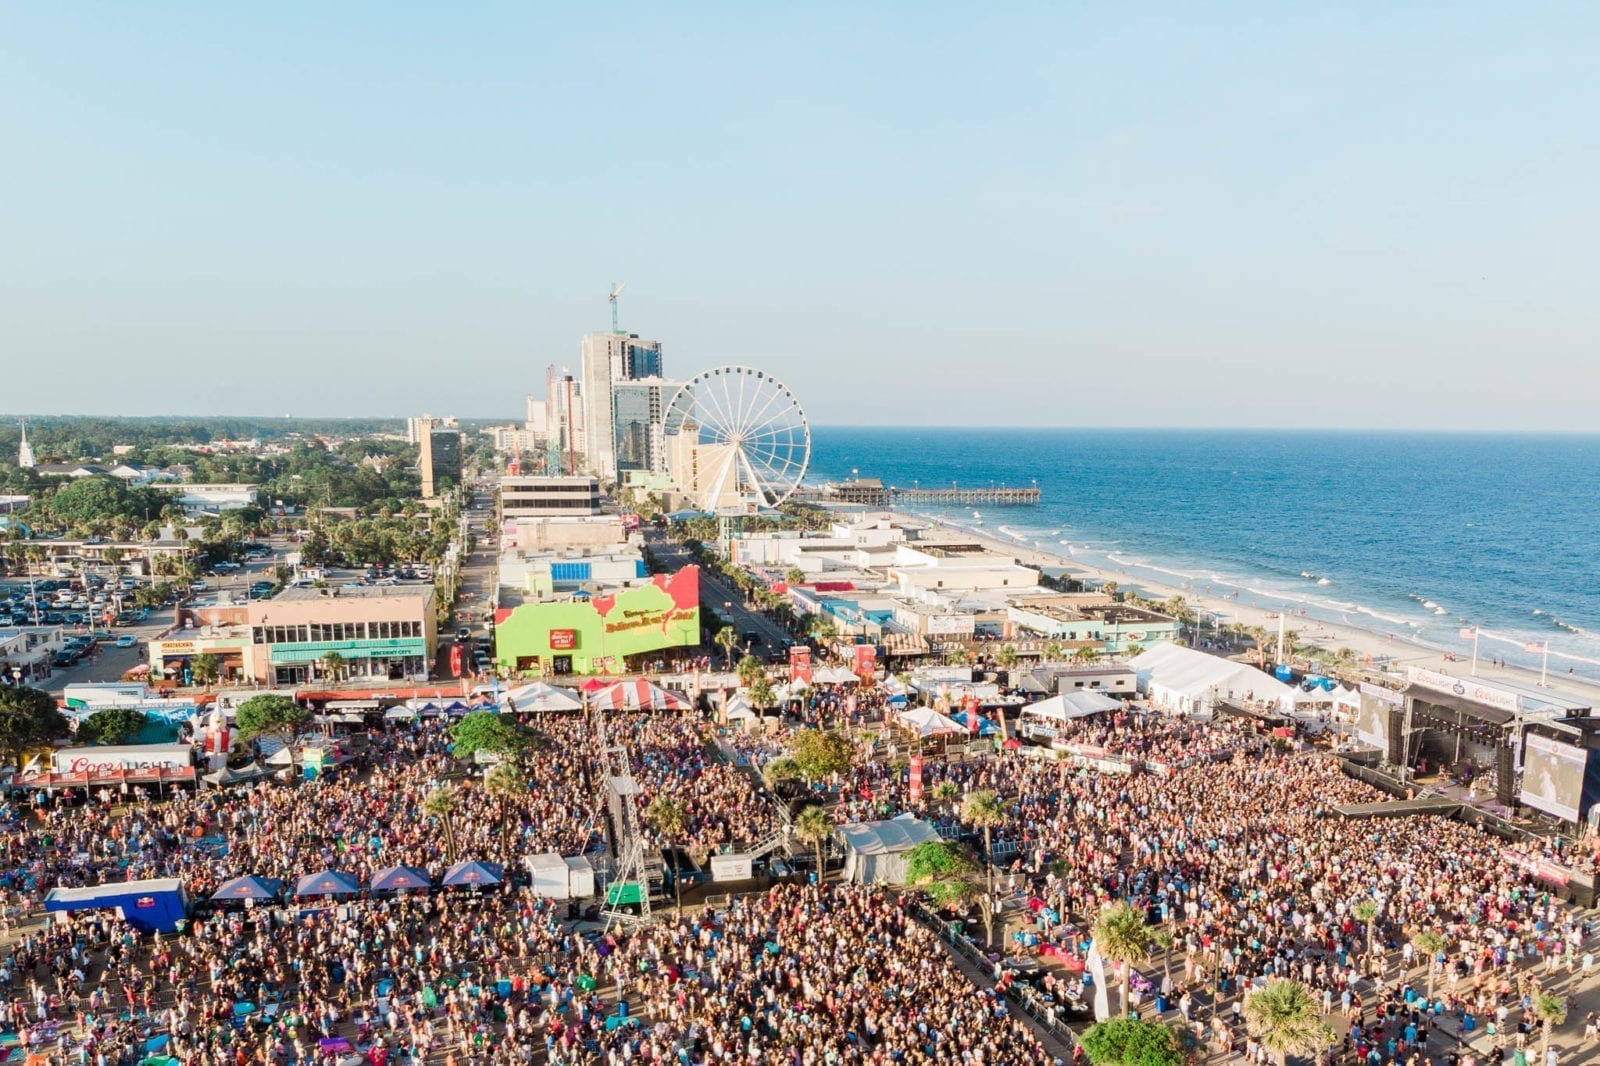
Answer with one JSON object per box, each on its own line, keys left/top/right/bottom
{"left": 608, "top": 281, "right": 627, "bottom": 333}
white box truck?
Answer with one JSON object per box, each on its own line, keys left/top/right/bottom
{"left": 563, "top": 855, "right": 596, "bottom": 898}
{"left": 525, "top": 853, "right": 569, "bottom": 900}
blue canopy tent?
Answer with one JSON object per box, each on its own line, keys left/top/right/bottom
{"left": 46, "top": 878, "right": 189, "bottom": 934}
{"left": 441, "top": 860, "right": 504, "bottom": 888}
{"left": 442, "top": 700, "right": 471, "bottom": 716}
{"left": 950, "top": 710, "right": 1001, "bottom": 736}
{"left": 210, "top": 875, "right": 283, "bottom": 902}
{"left": 295, "top": 870, "right": 362, "bottom": 898}
{"left": 369, "top": 866, "right": 432, "bottom": 892}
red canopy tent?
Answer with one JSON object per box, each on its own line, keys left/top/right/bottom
{"left": 585, "top": 679, "right": 689, "bottom": 711}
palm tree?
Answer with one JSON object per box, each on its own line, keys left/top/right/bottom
{"left": 960, "top": 790, "right": 1007, "bottom": 897}
{"left": 320, "top": 650, "right": 347, "bottom": 682}
{"left": 805, "top": 615, "right": 838, "bottom": 648}
{"left": 930, "top": 780, "right": 960, "bottom": 815}
{"left": 1242, "top": 980, "right": 1334, "bottom": 1066}
{"left": 1072, "top": 645, "right": 1101, "bottom": 664}
{"left": 1351, "top": 899, "right": 1381, "bottom": 960}
{"left": 423, "top": 786, "right": 459, "bottom": 863}
{"left": 1534, "top": 990, "right": 1566, "bottom": 1064}
{"left": 762, "top": 755, "right": 802, "bottom": 791}
{"left": 1092, "top": 901, "right": 1157, "bottom": 1017}
{"left": 794, "top": 805, "right": 834, "bottom": 884}
{"left": 1412, "top": 929, "right": 1447, "bottom": 1000}
{"left": 1152, "top": 927, "right": 1175, "bottom": 997}
{"left": 995, "top": 644, "right": 1019, "bottom": 671}
{"left": 645, "top": 796, "right": 690, "bottom": 913}
{"left": 484, "top": 763, "right": 524, "bottom": 864}
{"left": 714, "top": 626, "right": 739, "bottom": 670}
{"left": 1248, "top": 626, "right": 1269, "bottom": 668}
{"left": 737, "top": 654, "right": 765, "bottom": 688}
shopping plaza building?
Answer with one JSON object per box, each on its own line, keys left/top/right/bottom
{"left": 149, "top": 585, "right": 436, "bottom": 686}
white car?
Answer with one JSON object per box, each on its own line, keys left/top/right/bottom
{"left": 115, "top": 635, "right": 137, "bottom": 648}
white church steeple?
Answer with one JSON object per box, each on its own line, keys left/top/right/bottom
{"left": 17, "top": 421, "right": 35, "bottom": 468}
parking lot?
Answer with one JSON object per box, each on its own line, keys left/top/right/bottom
{"left": 2, "top": 538, "right": 293, "bottom": 693}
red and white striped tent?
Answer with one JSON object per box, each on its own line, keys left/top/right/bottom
{"left": 585, "top": 679, "right": 690, "bottom": 711}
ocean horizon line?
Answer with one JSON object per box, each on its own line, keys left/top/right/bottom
{"left": 812, "top": 425, "right": 1600, "bottom": 437}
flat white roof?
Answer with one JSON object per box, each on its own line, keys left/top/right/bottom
{"left": 47, "top": 877, "right": 184, "bottom": 903}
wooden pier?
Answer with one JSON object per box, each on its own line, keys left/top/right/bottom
{"left": 798, "top": 478, "right": 1041, "bottom": 507}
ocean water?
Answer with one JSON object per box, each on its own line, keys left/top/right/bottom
{"left": 808, "top": 428, "right": 1600, "bottom": 671}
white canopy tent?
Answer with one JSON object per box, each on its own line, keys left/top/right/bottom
{"left": 1022, "top": 690, "right": 1122, "bottom": 722}
{"left": 812, "top": 665, "right": 860, "bottom": 685}
{"left": 894, "top": 706, "right": 963, "bottom": 737}
{"left": 496, "top": 682, "right": 582, "bottom": 714}
{"left": 838, "top": 817, "right": 942, "bottom": 885}
{"left": 721, "top": 693, "right": 759, "bottom": 722}
{"left": 1129, "top": 644, "right": 1298, "bottom": 713}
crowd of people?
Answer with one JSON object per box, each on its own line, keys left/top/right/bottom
{"left": 4, "top": 873, "right": 1049, "bottom": 1066}
{"left": 6, "top": 693, "right": 1600, "bottom": 1064}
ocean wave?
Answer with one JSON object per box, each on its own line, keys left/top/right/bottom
{"left": 908, "top": 502, "right": 1598, "bottom": 661}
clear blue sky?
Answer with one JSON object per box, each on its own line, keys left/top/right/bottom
{"left": 4, "top": 4, "right": 1597, "bottom": 427}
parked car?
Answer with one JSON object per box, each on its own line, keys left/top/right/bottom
{"left": 115, "top": 635, "right": 137, "bottom": 648}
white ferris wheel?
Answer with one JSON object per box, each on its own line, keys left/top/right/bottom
{"left": 663, "top": 366, "right": 810, "bottom": 513}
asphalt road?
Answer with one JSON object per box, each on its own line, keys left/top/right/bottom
{"left": 644, "top": 530, "right": 792, "bottom": 659}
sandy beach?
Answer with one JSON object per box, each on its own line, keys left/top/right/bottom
{"left": 903, "top": 510, "right": 1600, "bottom": 707}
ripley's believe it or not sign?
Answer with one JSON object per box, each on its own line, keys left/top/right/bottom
{"left": 492, "top": 566, "right": 701, "bottom": 675}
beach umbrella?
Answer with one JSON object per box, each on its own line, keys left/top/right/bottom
{"left": 294, "top": 870, "right": 362, "bottom": 897}
{"left": 441, "top": 860, "right": 504, "bottom": 887}
{"left": 369, "top": 866, "right": 432, "bottom": 892}
{"left": 210, "top": 875, "right": 283, "bottom": 902}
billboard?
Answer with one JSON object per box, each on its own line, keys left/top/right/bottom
{"left": 53, "top": 744, "right": 193, "bottom": 775}
{"left": 494, "top": 566, "right": 700, "bottom": 675}
{"left": 1406, "top": 667, "right": 1520, "bottom": 715}
{"left": 1520, "top": 733, "right": 1589, "bottom": 823}
{"left": 1355, "top": 683, "right": 1400, "bottom": 751}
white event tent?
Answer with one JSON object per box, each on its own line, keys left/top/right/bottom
{"left": 1129, "top": 644, "right": 1297, "bottom": 714}
{"left": 894, "top": 706, "right": 963, "bottom": 737}
{"left": 1021, "top": 690, "right": 1123, "bottom": 724}
{"left": 496, "top": 683, "right": 583, "bottom": 714}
